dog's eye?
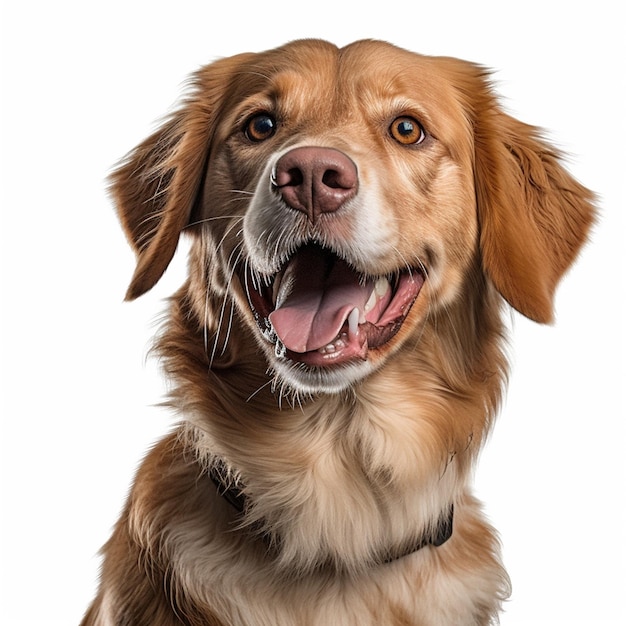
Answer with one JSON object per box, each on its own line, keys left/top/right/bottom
{"left": 244, "top": 113, "right": 277, "bottom": 142}
{"left": 389, "top": 117, "right": 425, "bottom": 145}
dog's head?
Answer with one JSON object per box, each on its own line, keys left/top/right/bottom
{"left": 111, "top": 39, "right": 594, "bottom": 395}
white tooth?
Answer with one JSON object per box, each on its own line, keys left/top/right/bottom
{"left": 348, "top": 307, "right": 360, "bottom": 338}
{"left": 375, "top": 276, "right": 390, "bottom": 297}
{"left": 364, "top": 277, "right": 390, "bottom": 314}
{"left": 274, "top": 339, "right": 286, "bottom": 358}
{"left": 364, "top": 289, "right": 377, "bottom": 314}
{"left": 274, "top": 271, "right": 295, "bottom": 309}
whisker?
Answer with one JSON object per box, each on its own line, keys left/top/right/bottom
{"left": 219, "top": 299, "right": 236, "bottom": 358}
{"left": 185, "top": 214, "right": 243, "bottom": 230}
{"left": 246, "top": 378, "right": 275, "bottom": 403}
{"left": 201, "top": 231, "right": 212, "bottom": 357}
{"left": 243, "top": 258, "right": 253, "bottom": 306}
{"left": 209, "top": 244, "right": 244, "bottom": 367}
{"left": 389, "top": 244, "right": 416, "bottom": 278}
{"left": 214, "top": 222, "right": 243, "bottom": 262}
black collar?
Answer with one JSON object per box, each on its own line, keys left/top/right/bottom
{"left": 209, "top": 457, "right": 248, "bottom": 513}
{"left": 209, "top": 458, "right": 454, "bottom": 565}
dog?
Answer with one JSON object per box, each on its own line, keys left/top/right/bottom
{"left": 81, "top": 39, "right": 595, "bottom": 625}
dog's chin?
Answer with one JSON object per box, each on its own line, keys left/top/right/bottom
{"left": 268, "top": 355, "right": 379, "bottom": 396}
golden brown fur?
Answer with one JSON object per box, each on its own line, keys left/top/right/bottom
{"left": 82, "top": 40, "right": 595, "bottom": 625}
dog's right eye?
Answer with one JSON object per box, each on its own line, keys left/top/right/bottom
{"left": 244, "top": 113, "right": 277, "bottom": 142}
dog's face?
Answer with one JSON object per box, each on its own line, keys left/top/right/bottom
{"left": 112, "top": 39, "right": 594, "bottom": 396}
{"left": 197, "top": 41, "right": 480, "bottom": 393}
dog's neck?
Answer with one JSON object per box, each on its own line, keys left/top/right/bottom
{"left": 208, "top": 456, "right": 454, "bottom": 566}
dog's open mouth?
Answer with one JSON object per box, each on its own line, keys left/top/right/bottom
{"left": 244, "top": 244, "right": 425, "bottom": 367}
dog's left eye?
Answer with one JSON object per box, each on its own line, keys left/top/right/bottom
{"left": 244, "top": 113, "right": 277, "bottom": 142}
{"left": 389, "top": 117, "right": 425, "bottom": 145}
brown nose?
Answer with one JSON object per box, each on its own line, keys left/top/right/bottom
{"left": 273, "top": 147, "right": 358, "bottom": 223}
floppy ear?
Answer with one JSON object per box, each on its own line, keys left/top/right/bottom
{"left": 472, "top": 88, "right": 596, "bottom": 323}
{"left": 110, "top": 54, "right": 252, "bottom": 300}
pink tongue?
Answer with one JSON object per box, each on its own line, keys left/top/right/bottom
{"left": 269, "top": 247, "right": 373, "bottom": 353}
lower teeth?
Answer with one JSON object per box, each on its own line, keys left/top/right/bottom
{"left": 274, "top": 339, "right": 286, "bottom": 358}
{"left": 318, "top": 332, "right": 348, "bottom": 354}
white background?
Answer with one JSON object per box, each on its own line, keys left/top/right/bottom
{"left": 1, "top": 1, "right": 624, "bottom": 624}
